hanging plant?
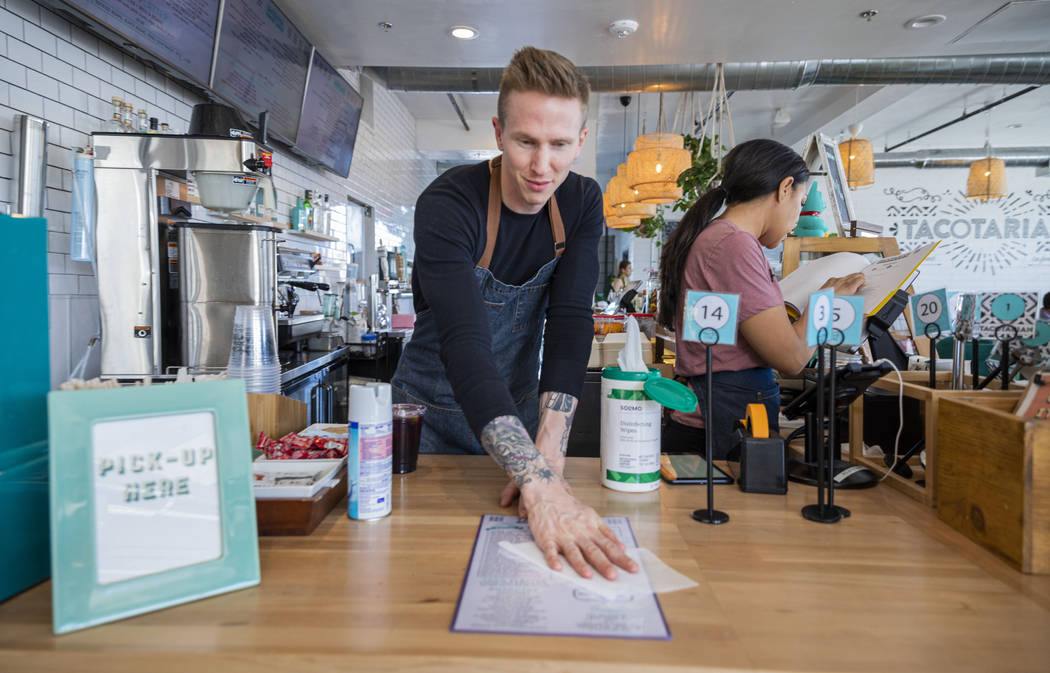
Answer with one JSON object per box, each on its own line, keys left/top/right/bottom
{"left": 631, "top": 134, "right": 722, "bottom": 243}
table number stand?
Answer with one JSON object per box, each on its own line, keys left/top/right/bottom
{"left": 691, "top": 328, "right": 729, "bottom": 526}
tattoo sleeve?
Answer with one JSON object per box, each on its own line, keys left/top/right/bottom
{"left": 539, "top": 391, "right": 578, "bottom": 461}
{"left": 480, "top": 415, "right": 556, "bottom": 488}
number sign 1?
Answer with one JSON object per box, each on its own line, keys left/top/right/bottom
{"left": 831, "top": 295, "right": 865, "bottom": 346}
{"left": 978, "top": 292, "right": 1039, "bottom": 340}
{"left": 910, "top": 289, "right": 951, "bottom": 336}
{"left": 683, "top": 291, "right": 740, "bottom": 346}
{"left": 806, "top": 289, "right": 834, "bottom": 346}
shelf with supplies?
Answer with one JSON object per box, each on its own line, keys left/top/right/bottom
{"left": 847, "top": 371, "right": 1024, "bottom": 507}
{"left": 284, "top": 229, "right": 339, "bottom": 242}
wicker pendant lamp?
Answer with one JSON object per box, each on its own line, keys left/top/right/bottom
{"left": 606, "top": 214, "right": 642, "bottom": 229}
{"left": 966, "top": 143, "right": 1006, "bottom": 201}
{"left": 625, "top": 93, "right": 691, "bottom": 205}
{"left": 603, "top": 189, "right": 657, "bottom": 220}
{"left": 606, "top": 163, "right": 641, "bottom": 208}
{"left": 837, "top": 129, "right": 874, "bottom": 189}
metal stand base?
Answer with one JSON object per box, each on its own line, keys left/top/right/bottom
{"left": 692, "top": 508, "right": 730, "bottom": 525}
{"left": 787, "top": 458, "right": 878, "bottom": 490}
{"left": 801, "top": 504, "right": 842, "bottom": 524}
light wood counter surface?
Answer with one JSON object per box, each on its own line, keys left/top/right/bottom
{"left": 2, "top": 455, "right": 1049, "bottom": 672}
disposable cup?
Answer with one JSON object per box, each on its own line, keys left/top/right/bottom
{"left": 392, "top": 404, "right": 425, "bottom": 474}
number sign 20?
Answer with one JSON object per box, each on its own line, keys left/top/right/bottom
{"left": 684, "top": 291, "right": 739, "bottom": 345}
{"left": 910, "top": 289, "right": 951, "bottom": 335}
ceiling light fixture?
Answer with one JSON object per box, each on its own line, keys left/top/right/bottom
{"left": 904, "top": 14, "right": 946, "bottom": 29}
{"left": 773, "top": 107, "right": 791, "bottom": 127}
{"left": 377, "top": 21, "right": 392, "bottom": 32}
{"left": 859, "top": 9, "right": 879, "bottom": 22}
{"left": 608, "top": 19, "right": 639, "bottom": 38}
{"left": 449, "top": 25, "right": 479, "bottom": 40}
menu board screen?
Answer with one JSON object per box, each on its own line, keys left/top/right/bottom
{"left": 212, "top": 0, "right": 311, "bottom": 142}
{"left": 296, "top": 51, "right": 363, "bottom": 177}
{"left": 65, "top": 0, "right": 220, "bottom": 85}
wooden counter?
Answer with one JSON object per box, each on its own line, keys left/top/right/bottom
{"left": 2, "top": 456, "right": 1049, "bottom": 672}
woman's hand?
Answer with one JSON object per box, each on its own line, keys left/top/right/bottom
{"left": 821, "top": 272, "right": 867, "bottom": 295}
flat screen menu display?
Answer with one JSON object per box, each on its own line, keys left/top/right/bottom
{"left": 296, "top": 51, "right": 363, "bottom": 177}
{"left": 212, "top": 0, "right": 311, "bottom": 142}
{"left": 65, "top": 0, "right": 220, "bottom": 85}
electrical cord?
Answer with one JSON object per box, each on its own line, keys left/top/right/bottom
{"left": 870, "top": 358, "right": 905, "bottom": 482}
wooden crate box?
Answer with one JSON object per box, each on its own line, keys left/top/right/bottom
{"left": 937, "top": 397, "right": 1050, "bottom": 573}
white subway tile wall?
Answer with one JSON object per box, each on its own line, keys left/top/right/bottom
{"left": 0, "top": 0, "right": 437, "bottom": 388}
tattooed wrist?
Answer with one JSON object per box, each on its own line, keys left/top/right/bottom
{"left": 480, "top": 415, "right": 556, "bottom": 489}
{"left": 538, "top": 391, "right": 578, "bottom": 457}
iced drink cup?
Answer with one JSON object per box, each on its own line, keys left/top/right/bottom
{"left": 392, "top": 404, "right": 425, "bottom": 474}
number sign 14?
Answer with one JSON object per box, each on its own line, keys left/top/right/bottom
{"left": 683, "top": 291, "right": 739, "bottom": 346}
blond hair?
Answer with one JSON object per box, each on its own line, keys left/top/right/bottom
{"left": 497, "top": 46, "right": 590, "bottom": 127}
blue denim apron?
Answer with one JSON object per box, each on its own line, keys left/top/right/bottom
{"left": 688, "top": 367, "right": 780, "bottom": 460}
{"left": 391, "top": 156, "right": 566, "bottom": 454}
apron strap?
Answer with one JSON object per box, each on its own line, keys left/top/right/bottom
{"left": 477, "top": 154, "right": 566, "bottom": 270}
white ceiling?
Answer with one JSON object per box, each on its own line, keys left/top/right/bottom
{"left": 279, "top": 0, "right": 1050, "bottom": 181}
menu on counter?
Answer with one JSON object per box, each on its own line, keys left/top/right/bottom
{"left": 66, "top": 0, "right": 220, "bottom": 85}
{"left": 451, "top": 515, "right": 671, "bottom": 639}
{"left": 295, "top": 51, "right": 363, "bottom": 177}
{"left": 212, "top": 0, "right": 311, "bottom": 142}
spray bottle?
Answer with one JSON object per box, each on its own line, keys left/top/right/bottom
{"left": 348, "top": 382, "right": 393, "bottom": 520}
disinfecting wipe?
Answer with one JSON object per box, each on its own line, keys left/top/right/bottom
{"left": 348, "top": 382, "right": 392, "bottom": 520}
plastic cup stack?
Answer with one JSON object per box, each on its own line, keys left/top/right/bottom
{"left": 226, "top": 305, "right": 281, "bottom": 394}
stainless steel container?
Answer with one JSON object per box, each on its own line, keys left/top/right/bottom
{"left": 92, "top": 132, "right": 272, "bottom": 376}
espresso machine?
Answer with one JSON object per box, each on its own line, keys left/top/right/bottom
{"left": 93, "top": 104, "right": 278, "bottom": 377}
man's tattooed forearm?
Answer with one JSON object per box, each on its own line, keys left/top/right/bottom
{"left": 539, "top": 392, "right": 578, "bottom": 453}
{"left": 480, "top": 415, "right": 556, "bottom": 488}
{"left": 542, "top": 392, "right": 576, "bottom": 413}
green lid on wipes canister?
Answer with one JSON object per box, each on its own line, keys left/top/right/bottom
{"left": 601, "top": 367, "right": 698, "bottom": 412}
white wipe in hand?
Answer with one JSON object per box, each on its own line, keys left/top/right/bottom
{"left": 498, "top": 540, "right": 698, "bottom": 600}
{"left": 617, "top": 315, "right": 648, "bottom": 373}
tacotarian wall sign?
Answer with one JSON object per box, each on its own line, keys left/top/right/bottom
{"left": 849, "top": 167, "right": 1050, "bottom": 294}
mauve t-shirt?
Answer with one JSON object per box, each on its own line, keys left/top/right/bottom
{"left": 674, "top": 218, "right": 784, "bottom": 378}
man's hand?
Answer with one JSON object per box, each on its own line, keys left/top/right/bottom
{"left": 481, "top": 414, "right": 637, "bottom": 580}
{"left": 519, "top": 478, "right": 637, "bottom": 580}
{"left": 499, "top": 392, "right": 577, "bottom": 517}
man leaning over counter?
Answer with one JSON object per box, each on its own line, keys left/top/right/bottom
{"left": 391, "top": 46, "right": 637, "bottom": 581}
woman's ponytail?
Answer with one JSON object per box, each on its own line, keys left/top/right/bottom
{"left": 657, "top": 185, "right": 727, "bottom": 329}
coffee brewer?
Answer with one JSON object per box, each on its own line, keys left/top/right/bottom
{"left": 93, "top": 104, "right": 278, "bottom": 377}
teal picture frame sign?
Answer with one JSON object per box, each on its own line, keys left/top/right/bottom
{"left": 48, "top": 379, "right": 260, "bottom": 635}
{"left": 806, "top": 289, "right": 834, "bottom": 346}
{"left": 978, "top": 292, "right": 1039, "bottom": 340}
{"left": 684, "top": 291, "right": 739, "bottom": 345}
{"left": 910, "top": 289, "right": 951, "bottom": 336}
{"left": 831, "top": 296, "right": 865, "bottom": 347}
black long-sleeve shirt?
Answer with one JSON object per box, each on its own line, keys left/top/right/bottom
{"left": 411, "top": 160, "right": 603, "bottom": 437}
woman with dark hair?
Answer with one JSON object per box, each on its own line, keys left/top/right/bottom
{"left": 658, "top": 139, "right": 865, "bottom": 458}
{"left": 1040, "top": 292, "right": 1050, "bottom": 322}
{"left": 610, "top": 260, "right": 632, "bottom": 292}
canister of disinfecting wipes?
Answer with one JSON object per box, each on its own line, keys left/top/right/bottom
{"left": 600, "top": 367, "right": 663, "bottom": 492}
{"left": 348, "top": 382, "right": 392, "bottom": 519}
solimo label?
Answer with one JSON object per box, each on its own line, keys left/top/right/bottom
{"left": 606, "top": 469, "right": 660, "bottom": 484}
